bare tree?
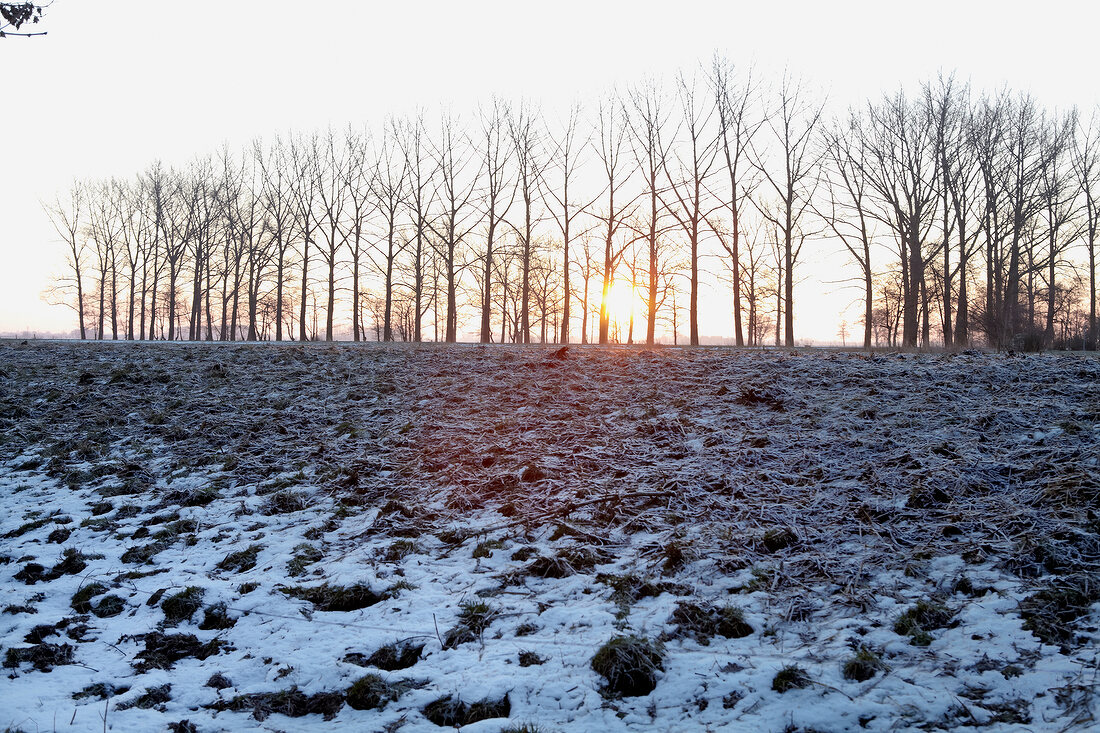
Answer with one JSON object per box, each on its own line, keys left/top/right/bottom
{"left": 627, "top": 77, "right": 674, "bottom": 345}
{"left": 711, "top": 56, "right": 762, "bottom": 346}
{"left": 1072, "top": 107, "right": 1100, "bottom": 347}
{"left": 543, "top": 104, "right": 592, "bottom": 344}
{"left": 754, "top": 72, "right": 825, "bottom": 346}
{"left": 44, "top": 181, "right": 88, "bottom": 339}
{"left": 663, "top": 70, "right": 719, "bottom": 345}
{"left": 231, "top": 143, "right": 269, "bottom": 341}
{"left": 140, "top": 162, "right": 169, "bottom": 340}
{"left": 257, "top": 136, "right": 296, "bottom": 341}
{"left": 477, "top": 99, "right": 515, "bottom": 343}
{"left": 861, "top": 88, "right": 938, "bottom": 348}
{"left": 316, "top": 128, "right": 350, "bottom": 340}
{"left": 593, "top": 94, "right": 638, "bottom": 344}
{"left": 509, "top": 100, "right": 542, "bottom": 343}
{"left": 344, "top": 126, "right": 373, "bottom": 341}
{"left": 427, "top": 112, "right": 483, "bottom": 342}
{"left": 975, "top": 94, "right": 1055, "bottom": 345}
{"left": 86, "top": 180, "right": 124, "bottom": 340}
{"left": 395, "top": 113, "right": 436, "bottom": 342}
{"left": 1036, "top": 110, "right": 1077, "bottom": 345}
{"left": 819, "top": 111, "right": 875, "bottom": 348}
{"left": 933, "top": 83, "right": 983, "bottom": 346}
{"left": 369, "top": 124, "right": 409, "bottom": 341}
{"left": 572, "top": 234, "right": 600, "bottom": 344}
{"left": 290, "top": 133, "right": 322, "bottom": 341}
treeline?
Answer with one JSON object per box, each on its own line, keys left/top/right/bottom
{"left": 46, "top": 56, "right": 1100, "bottom": 349}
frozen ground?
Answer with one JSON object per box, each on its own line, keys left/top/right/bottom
{"left": 1, "top": 341, "right": 1099, "bottom": 732}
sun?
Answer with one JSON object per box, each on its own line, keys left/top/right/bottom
{"left": 604, "top": 280, "right": 637, "bottom": 325}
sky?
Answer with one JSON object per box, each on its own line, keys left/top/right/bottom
{"left": 2, "top": 0, "right": 1097, "bottom": 340}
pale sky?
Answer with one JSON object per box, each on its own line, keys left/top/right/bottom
{"left": 2, "top": 0, "right": 1096, "bottom": 340}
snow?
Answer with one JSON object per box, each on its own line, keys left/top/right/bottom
{"left": 1, "top": 341, "right": 1099, "bottom": 731}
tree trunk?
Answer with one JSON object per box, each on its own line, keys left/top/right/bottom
{"left": 299, "top": 234, "right": 309, "bottom": 342}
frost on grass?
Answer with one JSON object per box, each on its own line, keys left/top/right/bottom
{"left": 442, "top": 601, "right": 498, "bottom": 649}
{"left": 2, "top": 343, "right": 1100, "bottom": 730}
{"left": 160, "top": 586, "right": 205, "bottom": 623}
{"left": 663, "top": 601, "right": 753, "bottom": 644}
{"left": 343, "top": 640, "right": 424, "bottom": 671}
{"left": 893, "top": 598, "right": 954, "bottom": 646}
{"left": 208, "top": 687, "right": 345, "bottom": 721}
{"left": 842, "top": 646, "right": 885, "bottom": 682}
{"left": 771, "top": 664, "right": 811, "bottom": 693}
{"left": 422, "top": 693, "right": 511, "bottom": 727}
{"left": 132, "top": 632, "right": 229, "bottom": 671}
{"left": 279, "top": 582, "right": 382, "bottom": 611}
{"left": 591, "top": 636, "right": 665, "bottom": 697}
{"left": 1019, "top": 573, "right": 1100, "bottom": 648}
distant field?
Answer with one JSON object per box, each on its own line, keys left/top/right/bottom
{"left": 1, "top": 342, "right": 1099, "bottom": 732}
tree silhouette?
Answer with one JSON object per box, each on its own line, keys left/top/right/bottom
{"left": 0, "top": 2, "right": 44, "bottom": 37}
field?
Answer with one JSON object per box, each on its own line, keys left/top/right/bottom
{"left": 1, "top": 341, "right": 1099, "bottom": 732}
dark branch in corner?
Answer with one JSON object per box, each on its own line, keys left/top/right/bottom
{"left": 0, "top": 1, "right": 46, "bottom": 38}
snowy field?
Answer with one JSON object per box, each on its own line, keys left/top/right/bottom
{"left": 2, "top": 341, "right": 1099, "bottom": 732}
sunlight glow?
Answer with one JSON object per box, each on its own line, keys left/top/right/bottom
{"left": 604, "top": 280, "right": 638, "bottom": 327}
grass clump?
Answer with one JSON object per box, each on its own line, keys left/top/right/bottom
{"left": 422, "top": 694, "right": 511, "bottom": 727}
{"left": 151, "top": 519, "right": 199, "bottom": 541}
{"left": 279, "top": 583, "right": 382, "bottom": 612}
{"left": 597, "top": 573, "right": 688, "bottom": 619}
{"left": 1020, "top": 573, "right": 1100, "bottom": 648}
{"left": 382, "top": 539, "right": 422, "bottom": 562}
{"left": 90, "top": 594, "right": 126, "bottom": 618}
{"left": 893, "top": 599, "right": 953, "bottom": 646}
{"left": 205, "top": 672, "right": 233, "bottom": 689}
{"left": 473, "top": 539, "right": 505, "bottom": 559}
{"left": 3, "top": 517, "right": 50, "bottom": 538}
{"left": 163, "top": 485, "right": 219, "bottom": 507}
{"left": 443, "top": 602, "right": 498, "bottom": 649}
{"left": 739, "top": 566, "right": 777, "bottom": 593}
{"left": 46, "top": 548, "right": 95, "bottom": 579}
{"left": 518, "top": 650, "right": 547, "bottom": 667}
{"left": 3, "top": 642, "right": 75, "bottom": 672}
{"left": 525, "top": 547, "right": 607, "bottom": 579}
{"left": 772, "top": 664, "right": 811, "bottom": 693}
{"left": 24, "top": 624, "right": 58, "bottom": 643}
{"left": 208, "top": 688, "right": 344, "bottom": 721}
{"left": 665, "top": 601, "right": 753, "bottom": 644}
{"left": 591, "top": 635, "right": 665, "bottom": 697}
{"left": 13, "top": 563, "right": 45, "bottom": 584}
{"left": 120, "top": 540, "right": 170, "bottom": 564}
{"left": 511, "top": 546, "right": 537, "bottom": 562}
{"left": 161, "top": 586, "right": 205, "bottom": 623}
{"left": 117, "top": 684, "right": 172, "bottom": 710}
{"left": 345, "top": 674, "right": 407, "bottom": 710}
{"left": 133, "top": 631, "right": 229, "bottom": 671}
{"left": 344, "top": 640, "right": 424, "bottom": 671}
{"left": 167, "top": 721, "right": 198, "bottom": 733}
{"left": 72, "top": 682, "right": 129, "bottom": 700}
{"left": 761, "top": 527, "right": 798, "bottom": 553}
{"left": 437, "top": 527, "right": 472, "bottom": 545}
{"left": 842, "top": 647, "right": 884, "bottom": 682}
{"left": 199, "top": 602, "right": 236, "bottom": 630}
{"left": 71, "top": 582, "right": 109, "bottom": 613}
{"left": 286, "top": 543, "right": 323, "bottom": 576}
{"left": 217, "top": 544, "right": 262, "bottom": 573}
{"left": 262, "top": 490, "right": 308, "bottom": 515}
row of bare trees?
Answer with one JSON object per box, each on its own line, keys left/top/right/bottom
{"left": 46, "top": 59, "right": 1100, "bottom": 349}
